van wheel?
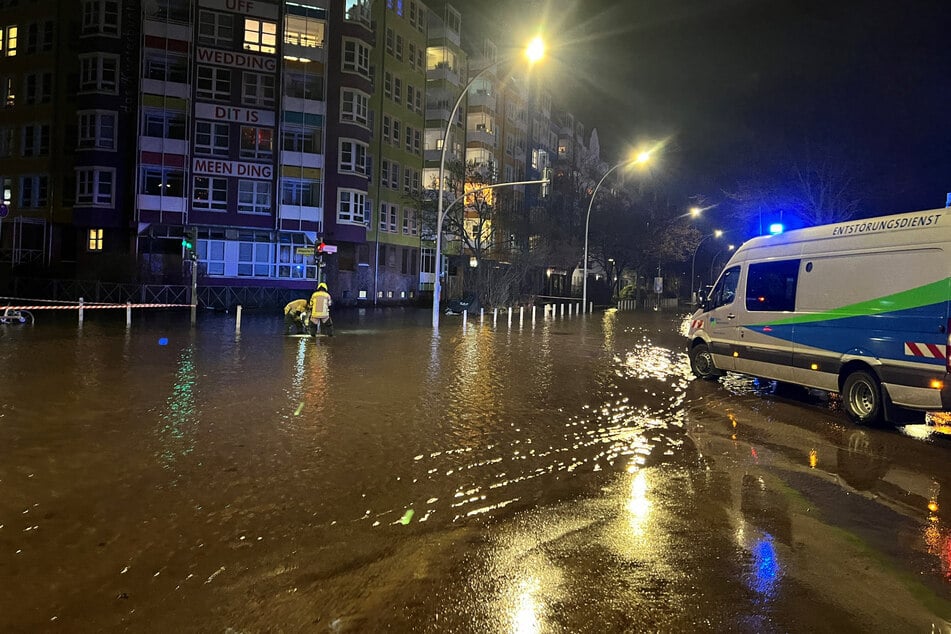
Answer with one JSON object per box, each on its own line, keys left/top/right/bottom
{"left": 842, "top": 370, "right": 884, "bottom": 425}
{"left": 690, "top": 343, "right": 724, "bottom": 380}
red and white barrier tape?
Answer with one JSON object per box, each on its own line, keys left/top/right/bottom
{"left": 2, "top": 303, "right": 192, "bottom": 310}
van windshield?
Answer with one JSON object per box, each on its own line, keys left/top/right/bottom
{"left": 709, "top": 266, "right": 740, "bottom": 309}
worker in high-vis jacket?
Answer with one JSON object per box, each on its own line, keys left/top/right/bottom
{"left": 307, "top": 282, "right": 334, "bottom": 336}
{"left": 283, "top": 298, "right": 308, "bottom": 334}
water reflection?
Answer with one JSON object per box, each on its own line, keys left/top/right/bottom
{"left": 156, "top": 345, "right": 197, "bottom": 468}
{"left": 626, "top": 470, "right": 651, "bottom": 537}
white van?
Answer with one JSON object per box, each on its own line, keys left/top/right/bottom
{"left": 686, "top": 207, "right": 951, "bottom": 425}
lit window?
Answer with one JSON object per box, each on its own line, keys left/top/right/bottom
{"left": 1, "top": 25, "right": 18, "bottom": 57}
{"left": 240, "top": 126, "right": 273, "bottom": 160}
{"left": 284, "top": 13, "right": 325, "bottom": 49}
{"left": 237, "top": 180, "right": 272, "bottom": 214}
{"left": 337, "top": 188, "right": 367, "bottom": 224}
{"left": 77, "top": 111, "right": 117, "bottom": 150}
{"left": 76, "top": 167, "right": 115, "bottom": 207}
{"left": 243, "top": 18, "right": 276, "bottom": 54}
{"left": 192, "top": 176, "right": 228, "bottom": 211}
{"left": 88, "top": 228, "right": 104, "bottom": 251}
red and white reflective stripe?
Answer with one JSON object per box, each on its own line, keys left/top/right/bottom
{"left": 2, "top": 303, "right": 191, "bottom": 310}
{"left": 904, "top": 342, "right": 947, "bottom": 359}
{"left": 691, "top": 319, "right": 704, "bottom": 330}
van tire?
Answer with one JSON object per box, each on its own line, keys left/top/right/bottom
{"left": 690, "top": 343, "right": 724, "bottom": 380}
{"left": 842, "top": 370, "right": 884, "bottom": 425}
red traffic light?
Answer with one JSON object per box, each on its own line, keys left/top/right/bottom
{"left": 317, "top": 241, "right": 326, "bottom": 253}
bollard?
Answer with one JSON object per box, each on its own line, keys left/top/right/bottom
{"left": 480, "top": 307, "right": 484, "bottom": 324}
{"left": 589, "top": 301, "right": 593, "bottom": 314}
{"left": 78, "top": 297, "right": 84, "bottom": 324}
{"left": 126, "top": 301, "right": 132, "bottom": 326}
{"left": 493, "top": 307, "right": 498, "bottom": 326}
{"left": 560, "top": 303, "right": 565, "bottom": 317}
{"left": 235, "top": 304, "right": 242, "bottom": 331}
{"left": 532, "top": 305, "right": 536, "bottom": 324}
{"left": 519, "top": 306, "right": 524, "bottom": 326}
{"left": 507, "top": 306, "right": 512, "bottom": 327}
{"left": 463, "top": 309, "right": 468, "bottom": 332}
{"left": 544, "top": 304, "right": 549, "bottom": 319}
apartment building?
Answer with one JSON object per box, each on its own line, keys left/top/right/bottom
{"left": 365, "top": 0, "right": 427, "bottom": 304}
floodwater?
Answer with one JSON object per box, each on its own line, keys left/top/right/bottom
{"left": 1, "top": 307, "right": 949, "bottom": 632}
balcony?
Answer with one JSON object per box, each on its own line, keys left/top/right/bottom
{"left": 467, "top": 128, "right": 496, "bottom": 146}
{"left": 143, "top": 17, "right": 192, "bottom": 41}
{"left": 142, "top": 78, "right": 189, "bottom": 99}
{"left": 426, "top": 64, "right": 461, "bottom": 87}
{"left": 283, "top": 43, "right": 326, "bottom": 64}
{"left": 139, "top": 137, "right": 188, "bottom": 155}
{"left": 279, "top": 204, "right": 322, "bottom": 224}
{"left": 137, "top": 194, "right": 186, "bottom": 213}
{"left": 467, "top": 90, "right": 496, "bottom": 111}
{"left": 283, "top": 97, "right": 326, "bottom": 116}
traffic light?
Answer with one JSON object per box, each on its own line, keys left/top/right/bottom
{"left": 317, "top": 240, "right": 326, "bottom": 254}
{"left": 182, "top": 227, "right": 198, "bottom": 261}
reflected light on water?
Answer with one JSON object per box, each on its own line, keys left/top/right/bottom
{"left": 602, "top": 308, "right": 616, "bottom": 351}
{"left": 751, "top": 533, "right": 781, "bottom": 597}
{"left": 627, "top": 470, "right": 651, "bottom": 537}
{"left": 511, "top": 576, "right": 541, "bottom": 634}
{"left": 156, "top": 346, "right": 197, "bottom": 468}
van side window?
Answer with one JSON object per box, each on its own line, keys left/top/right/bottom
{"left": 710, "top": 266, "right": 740, "bottom": 309}
{"left": 746, "top": 259, "right": 800, "bottom": 312}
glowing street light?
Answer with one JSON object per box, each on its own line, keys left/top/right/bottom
{"left": 581, "top": 149, "right": 653, "bottom": 311}
{"left": 432, "top": 36, "right": 545, "bottom": 329}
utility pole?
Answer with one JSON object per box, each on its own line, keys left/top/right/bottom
{"left": 182, "top": 228, "right": 198, "bottom": 324}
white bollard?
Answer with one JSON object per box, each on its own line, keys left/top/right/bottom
{"left": 493, "top": 308, "right": 498, "bottom": 326}
{"left": 532, "top": 305, "right": 536, "bottom": 324}
{"left": 126, "top": 301, "right": 132, "bottom": 326}
{"left": 519, "top": 306, "right": 524, "bottom": 326}
{"left": 560, "top": 303, "right": 565, "bottom": 317}
{"left": 589, "top": 301, "right": 593, "bottom": 314}
{"left": 78, "top": 297, "right": 84, "bottom": 324}
{"left": 507, "top": 307, "right": 512, "bottom": 327}
{"left": 236, "top": 304, "right": 242, "bottom": 331}
{"left": 480, "top": 307, "right": 484, "bottom": 324}
{"left": 463, "top": 309, "right": 468, "bottom": 332}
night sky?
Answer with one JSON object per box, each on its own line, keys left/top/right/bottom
{"left": 468, "top": 0, "right": 951, "bottom": 217}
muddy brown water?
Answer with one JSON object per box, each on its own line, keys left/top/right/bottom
{"left": 1, "top": 308, "right": 949, "bottom": 631}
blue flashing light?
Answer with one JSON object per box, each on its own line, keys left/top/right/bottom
{"left": 158, "top": 337, "right": 169, "bottom": 346}
{"left": 768, "top": 223, "right": 784, "bottom": 235}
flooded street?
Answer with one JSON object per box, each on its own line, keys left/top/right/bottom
{"left": 1, "top": 307, "right": 949, "bottom": 632}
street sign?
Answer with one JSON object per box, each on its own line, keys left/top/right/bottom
{"left": 296, "top": 247, "right": 315, "bottom": 256}
{"left": 0, "top": 204, "right": 8, "bottom": 218}
{"left": 653, "top": 276, "right": 664, "bottom": 294}
{"left": 320, "top": 244, "right": 337, "bottom": 254}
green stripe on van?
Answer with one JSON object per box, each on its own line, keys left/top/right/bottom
{"left": 767, "top": 277, "right": 951, "bottom": 326}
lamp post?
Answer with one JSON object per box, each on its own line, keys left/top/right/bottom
{"left": 431, "top": 37, "right": 544, "bottom": 329}
{"left": 581, "top": 151, "right": 651, "bottom": 311}
{"left": 709, "top": 243, "right": 735, "bottom": 283}
{"left": 690, "top": 229, "right": 723, "bottom": 304}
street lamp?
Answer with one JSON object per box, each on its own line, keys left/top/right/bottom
{"left": 690, "top": 229, "right": 723, "bottom": 304}
{"left": 431, "top": 36, "right": 545, "bottom": 329}
{"left": 581, "top": 150, "right": 652, "bottom": 311}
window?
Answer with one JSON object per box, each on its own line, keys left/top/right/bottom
{"left": 385, "top": 28, "right": 394, "bottom": 55}
{"left": 746, "top": 259, "right": 800, "bottom": 312}
{"left": 141, "top": 167, "right": 184, "bottom": 196}
{"left": 403, "top": 207, "right": 417, "bottom": 235}
{"left": 81, "top": 1, "right": 119, "bottom": 36}
{"left": 282, "top": 124, "right": 320, "bottom": 153}
{"left": 87, "top": 228, "right": 103, "bottom": 251}
{"left": 393, "top": 76, "right": 402, "bottom": 104}
{"left": 709, "top": 266, "right": 740, "bottom": 310}
{"left": 383, "top": 71, "right": 392, "bottom": 99}
{"left": 192, "top": 176, "right": 227, "bottom": 210}
{"left": 143, "top": 110, "right": 186, "bottom": 139}
{"left": 337, "top": 188, "right": 367, "bottom": 224}
{"left": 76, "top": 167, "right": 114, "bottom": 206}
{"left": 202, "top": 238, "right": 226, "bottom": 275}
{"left": 25, "top": 21, "right": 53, "bottom": 54}
{"left": 79, "top": 54, "right": 118, "bottom": 93}
{"left": 0, "top": 127, "right": 12, "bottom": 157}
{"left": 395, "top": 34, "right": 403, "bottom": 61}
{"left": 240, "top": 126, "right": 273, "bottom": 159}
{"left": 340, "top": 88, "right": 368, "bottom": 126}
{"left": 144, "top": 53, "right": 187, "bottom": 83}
{"left": 196, "top": 65, "right": 231, "bottom": 101}
{"left": 77, "top": 111, "right": 116, "bottom": 150}
{"left": 382, "top": 115, "right": 391, "bottom": 142}
{"left": 284, "top": 71, "right": 323, "bottom": 99}
{"left": 194, "top": 120, "right": 229, "bottom": 156}
{"left": 344, "top": 0, "right": 370, "bottom": 25}
{"left": 198, "top": 10, "right": 233, "bottom": 47}
{"left": 242, "top": 72, "right": 275, "bottom": 106}
{"left": 391, "top": 119, "right": 401, "bottom": 146}
{"left": 390, "top": 162, "right": 401, "bottom": 189}
{"left": 379, "top": 202, "right": 397, "bottom": 232}
{"left": 23, "top": 72, "right": 52, "bottom": 105}
{"left": 342, "top": 38, "right": 370, "bottom": 77}
{"left": 18, "top": 175, "right": 48, "bottom": 208}
{"left": 243, "top": 18, "right": 276, "bottom": 54}
{"left": 281, "top": 178, "right": 320, "bottom": 206}
{"left": 408, "top": 42, "right": 416, "bottom": 69}
{"left": 237, "top": 180, "right": 272, "bottom": 214}
{"left": 284, "top": 13, "right": 325, "bottom": 49}
{"left": 1, "top": 25, "right": 17, "bottom": 57}
{"left": 237, "top": 240, "right": 273, "bottom": 277}
{"left": 22, "top": 125, "right": 50, "bottom": 156}
{"left": 4, "top": 76, "right": 14, "bottom": 107}
{"left": 338, "top": 139, "right": 367, "bottom": 175}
